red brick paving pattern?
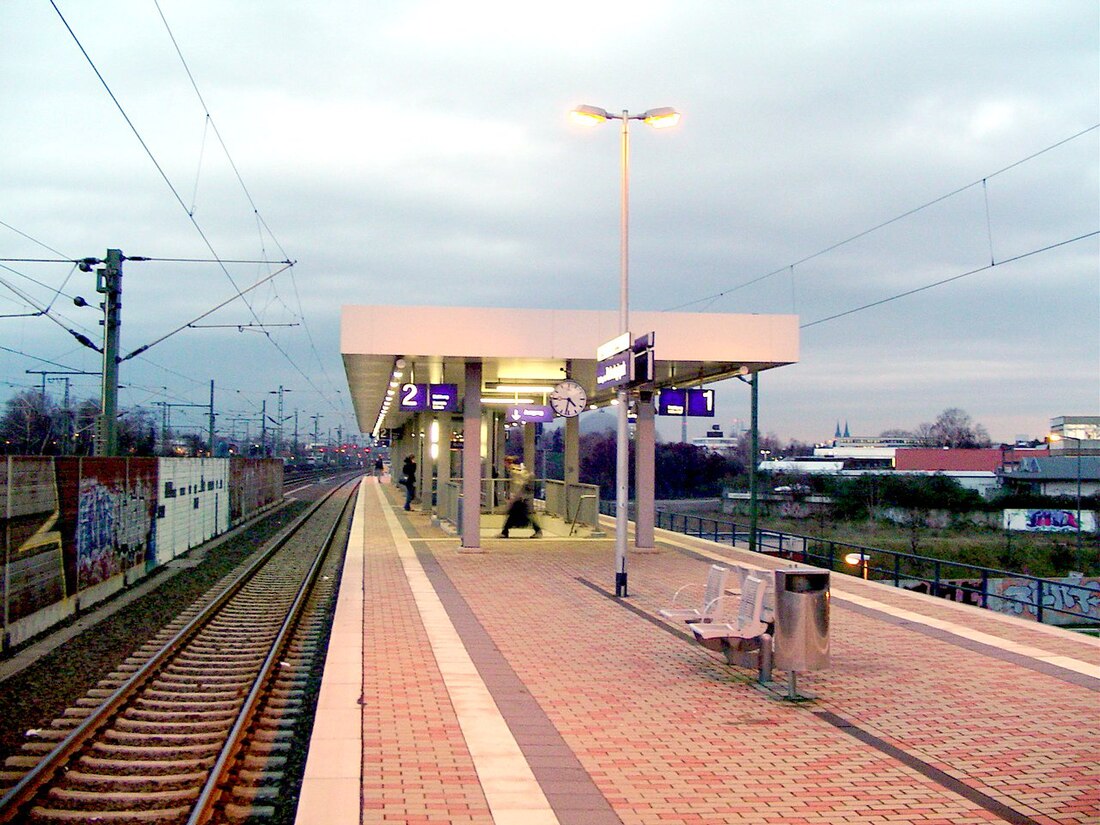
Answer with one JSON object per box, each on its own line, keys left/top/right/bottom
{"left": 433, "top": 539, "right": 1049, "bottom": 824}
{"left": 360, "top": 510, "right": 495, "bottom": 825}
{"left": 363, "top": 491, "right": 1097, "bottom": 825}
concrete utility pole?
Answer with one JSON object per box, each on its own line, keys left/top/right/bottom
{"left": 276, "top": 387, "right": 285, "bottom": 457}
{"left": 261, "top": 399, "right": 268, "bottom": 457}
{"left": 208, "top": 380, "right": 216, "bottom": 456}
{"left": 95, "top": 249, "right": 122, "bottom": 456}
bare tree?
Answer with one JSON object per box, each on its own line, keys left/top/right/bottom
{"left": 929, "top": 408, "right": 991, "bottom": 448}
{"left": 912, "top": 421, "right": 938, "bottom": 447}
{"left": 0, "top": 389, "right": 57, "bottom": 454}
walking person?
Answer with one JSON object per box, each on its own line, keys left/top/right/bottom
{"left": 498, "top": 462, "right": 541, "bottom": 538}
{"left": 401, "top": 455, "right": 416, "bottom": 511}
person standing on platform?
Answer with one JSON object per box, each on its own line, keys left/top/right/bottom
{"left": 401, "top": 455, "right": 417, "bottom": 511}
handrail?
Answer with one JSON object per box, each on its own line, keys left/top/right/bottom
{"left": 646, "top": 505, "right": 1098, "bottom": 627}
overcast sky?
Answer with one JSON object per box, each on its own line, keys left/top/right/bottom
{"left": 2, "top": 1, "right": 1097, "bottom": 447}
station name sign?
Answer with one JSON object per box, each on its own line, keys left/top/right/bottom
{"left": 595, "top": 350, "right": 633, "bottom": 390}
{"left": 399, "top": 383, "right": 459, "bottom": 412}
{"left": 595, "top": 330, "right": 655, "bottom": 391}
{"left": 656, "top": 388, "right": 715, "bottom": 417}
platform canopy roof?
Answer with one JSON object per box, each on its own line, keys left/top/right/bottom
{"left": 341, "top": 305, "right": 799, "bottom": 436}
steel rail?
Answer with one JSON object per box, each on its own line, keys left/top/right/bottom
{"left": 0, "top": 475, "right": 358, "bottom": 823}
{"left": 187, "top": 479, "right": 358, "bottom": 824}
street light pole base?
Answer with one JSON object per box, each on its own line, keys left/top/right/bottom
{"left": 615, "top": 571, "right": 629, "bottom": 598}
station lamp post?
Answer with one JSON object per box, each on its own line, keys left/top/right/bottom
{"left": 571, "top": 104, "right": 680, "bottom": 597}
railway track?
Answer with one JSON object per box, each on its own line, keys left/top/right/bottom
{"left": 0, "top": 476, "right": 360, "bottom": 824}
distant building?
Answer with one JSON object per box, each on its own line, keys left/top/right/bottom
{"left": 999, "top": 455, "right": 1100, "bottom": 497}
{"left": 811, "top": 435, "right": 911, "bottom": 469}
{"left": 692, "top": 424, "right": 740, "bottom": 453}
{"left": 894, "top": 447, "right": 1046, "bottom": 473}
{"left": 1049, "top": 416, "right": 1100, "bottom": 455}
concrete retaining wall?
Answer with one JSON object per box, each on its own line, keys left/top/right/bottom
{"left": 1, "top": 456, "right": 283, "bottom": 650}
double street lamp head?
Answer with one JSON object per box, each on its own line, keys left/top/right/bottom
{"left": 570, "top": 104, "right": 681, "bottom": 129}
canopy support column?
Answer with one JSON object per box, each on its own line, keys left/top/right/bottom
{"left": 635, "top": 391, "right": 655, "bottom": 549}
{"left": 461, "top": 360, "right": 482, "bottom": 549}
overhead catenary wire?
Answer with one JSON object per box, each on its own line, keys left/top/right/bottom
{"left": 121, "top": 263, "right": 294, "bottom": 362}
{"left": 667, "top": 123, "right": 1100, "bottom": 312}
{"left": 49, "top": 2, "right": 284, "bottom": 347}
{"left": 152, "top": 1, "right": 347, "bottom": 417}
{"left": 161, "top": 0, "right": 353, "bottom": 417}
{"left": 800, "top": 230, "right": 1099, "bottom": 330}
{"left": 0, "top": 265, "right": 100, "bottom": 351}
{"left": 48, "top": 3, "right": 352, "bottom": 421}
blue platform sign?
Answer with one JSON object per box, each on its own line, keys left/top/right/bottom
{"left": 399, "top": 383, "right": 459, "bottom": 412}
{"left": 427, "top": 384, "right": 459, "bottom": 411}
{"left": 657, "top": 388, "right": 714, "bottom": 417}
{"left": 399, "top": 383, "right": 428, "bottom": 410}
{"left": 505, "top": 405, "right": 554, "bottom": 423}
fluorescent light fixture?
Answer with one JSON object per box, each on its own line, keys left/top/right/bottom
{"left": 487, "top": 383, "right": 555, "bottom": 394}
{"left": 597, "top": 332, "right": 631, "bottom": 361}
{"left": 480, "top": 397, "right": 535, "bottom": 405}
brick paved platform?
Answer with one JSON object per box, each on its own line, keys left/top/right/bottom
{"left": 296, "top": 477, "right": 1100, "bottom": 825}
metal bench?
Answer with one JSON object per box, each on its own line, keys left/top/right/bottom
{"left": 690, "top": 574, "right": 773, "bottom": 683}
{"left": 659, "top": 564, "right": 730, "bottom": 624}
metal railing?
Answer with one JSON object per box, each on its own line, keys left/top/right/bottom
{"left": 438, "top": 478, "right": 600, "bottom": 529}
{"left": 543, "top": 480, "right": 601, "bottom": 528}
{"left": 634, "top": 505, "right": 1098, "bottom": 627}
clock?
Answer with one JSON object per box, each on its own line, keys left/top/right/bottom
{"left": 549, "top": 379, "right": 587, "bottom": 418}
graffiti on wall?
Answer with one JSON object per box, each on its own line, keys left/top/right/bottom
{"left": 76, "top": 476, "right": 156, "bottom": 589}
{"left": 1026, "top": 509, "right": 1078, "bottom": 530}
{"left": 1003, "top": 508, "right": 1097, "bottom": 533}
{"left": 987, "top": 575, "right": 1100, "bottom": 625}
{"left": 1, "top": 457, "right": 66, "bottom": 621}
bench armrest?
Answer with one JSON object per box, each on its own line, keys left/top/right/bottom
{"left": 668, "top": 582, "right": 703, "bottom": 607}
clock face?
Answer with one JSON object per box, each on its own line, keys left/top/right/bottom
{"left": 549, "top": 379, "right": 587, "bottom": 418}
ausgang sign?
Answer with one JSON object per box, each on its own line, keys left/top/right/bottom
{"left": 505, "top": 404, "right": 554, "bottom": 423}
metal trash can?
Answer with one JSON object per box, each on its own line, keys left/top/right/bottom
{"left": 773, "top": 568, "right": 830, "bottom": 673}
